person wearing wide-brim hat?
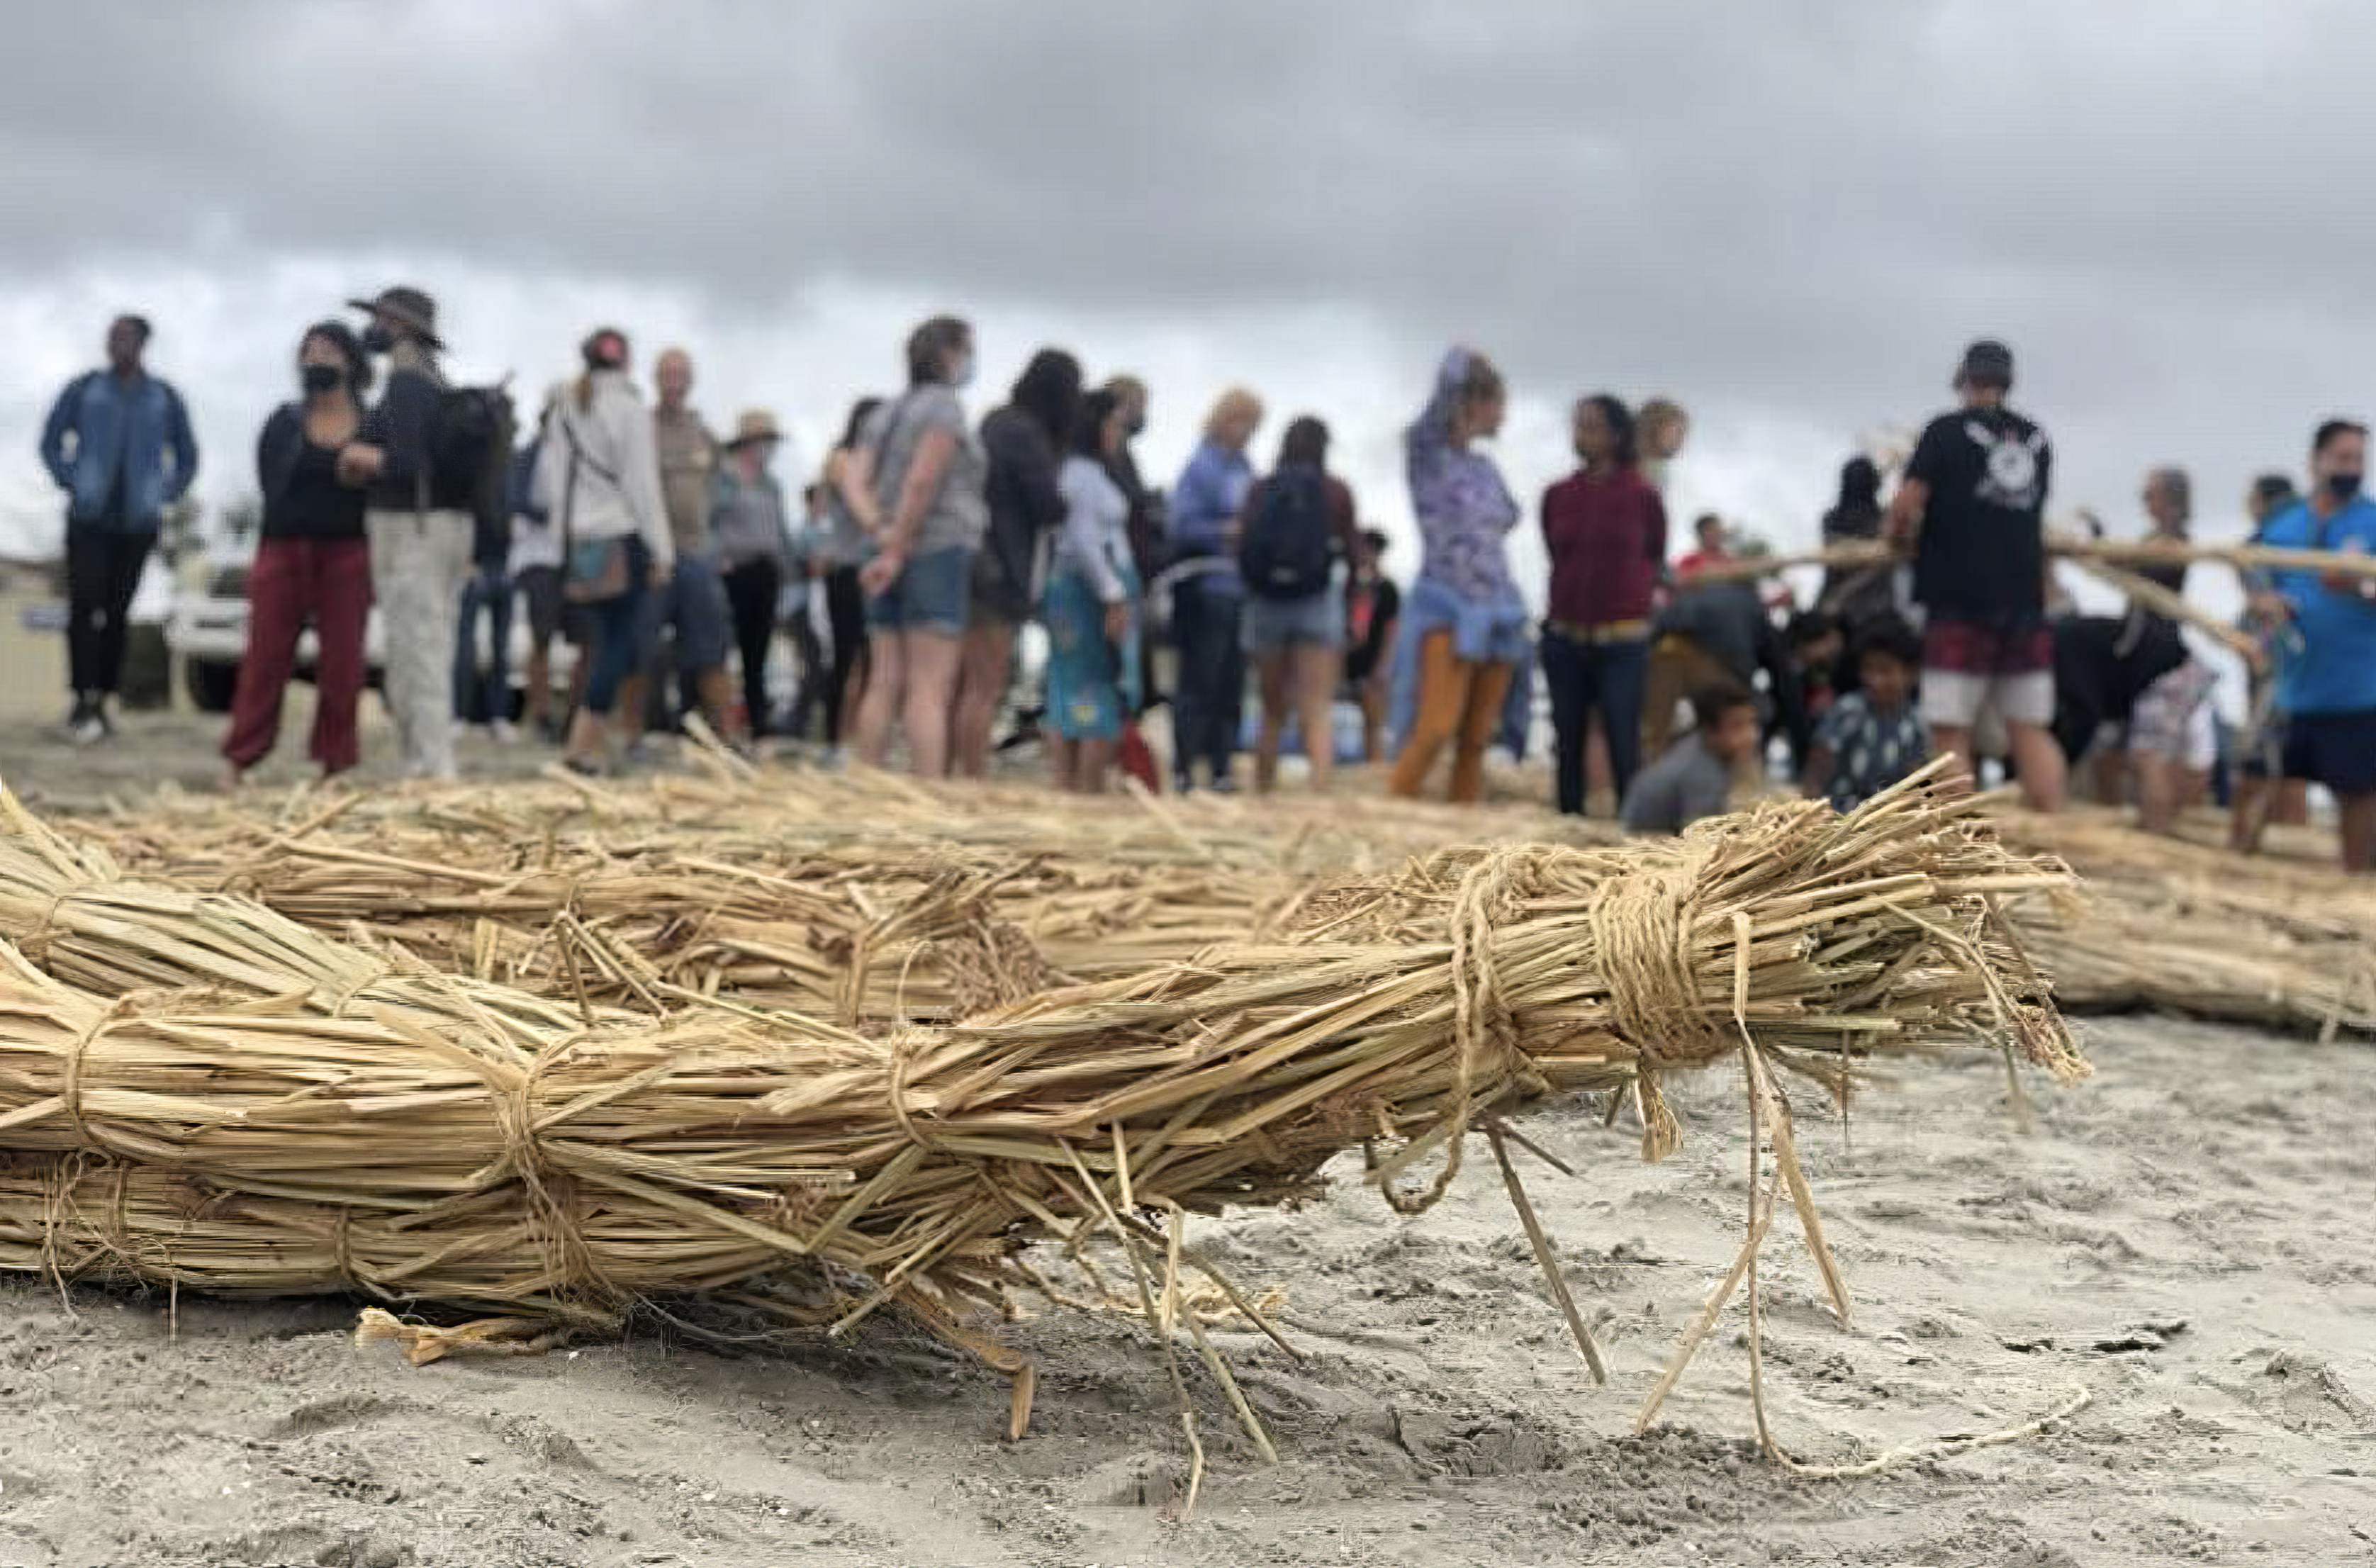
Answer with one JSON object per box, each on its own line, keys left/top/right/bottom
{"left": 723, "top": 409, "right": 783, "bottom": 451}
{"left": 712, "top": 408, "right": 803, "bottom": 742}
{"left": 347, "top": 286, "right": 446, "bottom": 353}
{"left": 336, "top": 283, "right": 473, "bottom": 780}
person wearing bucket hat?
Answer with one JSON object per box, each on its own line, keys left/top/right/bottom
{"left": 340, "top": 284, "right": 473, "bottom": 779}
{"left": 1884, "top": 337, "right": 2066, "bottom": 812}
{"left": 710, "top": 408, "right": 799, "bottom": 744}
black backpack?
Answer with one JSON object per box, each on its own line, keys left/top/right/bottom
{"left": 1239, "top": 464, "right": 1335, "bottom": 600}
{"left": 428, "top": 383, "right": 515, "bottom": 513}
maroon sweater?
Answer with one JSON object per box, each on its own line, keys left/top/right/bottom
{"left": 1540, "top": 465, "right": 1668, "bottom": 628}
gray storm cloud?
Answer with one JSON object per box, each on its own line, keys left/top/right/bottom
{"left": 1, "top": 0, "right": 2372, "bottom": 555}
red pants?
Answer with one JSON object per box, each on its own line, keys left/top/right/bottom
{"left": 222, "top": 537, "right": 373, "bottom": 775}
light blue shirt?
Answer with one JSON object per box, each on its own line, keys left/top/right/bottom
{"left": 1167, "top": 438, "right": 1253, "bottom": 595}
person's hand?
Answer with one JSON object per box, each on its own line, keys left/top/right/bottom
{"left": 1102, "top": 602, "right": 1128, "bottom": 642}
{"left": 336, "top": 443, "right": 385, "bottom": 485}
{"left": 648, "top": 559, "right": 673, "bottom": 590}
{"left": 860, "top": 547, "right": 905, "bottom": 598}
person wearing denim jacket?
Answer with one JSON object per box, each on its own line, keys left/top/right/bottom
{"left": 38, "top": 313, "right": 199, "bottom": 741}
{"left": 1384, "top": 346, "right": 1528, "bottom": 804}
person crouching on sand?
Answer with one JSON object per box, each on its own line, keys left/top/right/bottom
{"left": 1800, "top": 616, "right": 1927, "bottom": 812}
{"left": 1623, "top": 686, "right": 1762, "bottom": 835}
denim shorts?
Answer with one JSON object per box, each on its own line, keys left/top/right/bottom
{"left": 638, "top": 553, "right": 733, "bottom": 672}
{"left": 866, "top": 544, "right": 972, "bottom": 636}
{"left": 1242, "top": 588, "right": 1343, "bottom": 655}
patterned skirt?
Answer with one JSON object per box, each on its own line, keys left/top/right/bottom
{"left": 1043, "top": 566, "right": 1142, "bottom": 741}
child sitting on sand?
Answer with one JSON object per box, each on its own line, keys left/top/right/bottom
{"left": 1802, "top": 617, "right": 1928, "bottom": 811}
{"left": 1622, "top": 686, "right": 1762, "bottom": 834}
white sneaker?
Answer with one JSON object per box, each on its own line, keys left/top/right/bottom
{"left": 489, "top": 719, "right": 518, "bottom": 746}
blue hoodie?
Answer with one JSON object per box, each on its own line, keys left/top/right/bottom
{"left": 39, "top": 369, "right": 199, "bottom": 532}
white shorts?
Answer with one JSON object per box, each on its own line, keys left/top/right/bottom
{"left": 2128, "top": 660, "right": 2218, "bottom": 771}
{"left": 2185, "top": 699, "right": 2217, "bottom": 773}
{"left": 1921, "top": 670, "right": 2054, "bottom": 732}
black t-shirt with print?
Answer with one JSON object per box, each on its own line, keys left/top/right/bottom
{"left": 1906, "top": 405, "right": 2051, "bottom": 621}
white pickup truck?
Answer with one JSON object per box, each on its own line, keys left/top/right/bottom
{"left": 167, "top": 538, "right": 567, "bottom": 716}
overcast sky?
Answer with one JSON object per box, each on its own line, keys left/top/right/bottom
{"left": 3, "top": 0, "right": 2370, "bottom": 617}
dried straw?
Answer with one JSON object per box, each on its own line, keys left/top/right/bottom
{"left": 0, "top": 769, "right": 2082, "bottom": 1435}
{"left": 65, "top": 766, "right": 2370, "bottom": 1041}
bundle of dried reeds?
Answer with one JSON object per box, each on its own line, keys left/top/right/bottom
{"left": 0, "top": 792, "right": 650, "bottom": 1036}
{"left": 1990, "top": 809, "right": 2376, "bottom": 1037}
{"left": 0, "top": 775, "right": 2080, "bottom": 1407}
{"left": 78, "top": 774, "right": 1578, "bottom": 1022}
{"left": 7, "top": 812, "right": 1289, "bottom": 1025}
{"left": 68, "top": 772, "right": 2376, "bottom": 1040}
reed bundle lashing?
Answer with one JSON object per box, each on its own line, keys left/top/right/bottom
{"left": 0, "top": 766, "right": 2085, "bottom": 1473}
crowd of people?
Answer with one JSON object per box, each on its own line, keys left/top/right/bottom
{"left": 32, "top": 302, "right": 2376, "bottom": 871}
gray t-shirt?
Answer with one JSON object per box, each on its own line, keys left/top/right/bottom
{"left": 820, "top": 473, "right": 873, "bottom": 567}
{"left": 1620, "top": 738, "right": 1734, "bottom": 835}
{"left": 865, "top": 384, "right": 988, "bottom": 556}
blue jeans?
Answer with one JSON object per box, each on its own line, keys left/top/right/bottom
{"left": 1170, "top": 576, "right": 1245, "bottom": 787}
{"left": 1541, "top": 630, "right": 1648, "bottom": 816}
{"left": 452, "top": 564, "right": 515, "bottom": 725}
{"left": 581, "top": 539, "right": 650, "bottom": 717}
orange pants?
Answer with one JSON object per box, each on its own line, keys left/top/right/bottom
{"left": 1389, "top": 630, "right": 1515, "bottom": 804}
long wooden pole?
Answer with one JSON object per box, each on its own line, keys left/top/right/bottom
{"left": 1689, "top": 536, "right": 2376, "bottom": 586}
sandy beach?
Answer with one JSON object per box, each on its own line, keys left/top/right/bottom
{"left": 0, "top": 1018, "right": 2361, "bottom": 1567}
{"left": 0, "top": 591, "right": 2370, "bottom": 1567}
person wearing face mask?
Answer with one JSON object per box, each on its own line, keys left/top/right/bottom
{"left": 851, "top": 315, "right": 990, "bottom": 778}
{"left": 2251, "top": 418, "right": 2376, "bottom": 873}
{"left": 339, "top": 285, "right": 471, "bottom": 780}
{"left": 219, "top": 322, "right": 376, "bottom": 789}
